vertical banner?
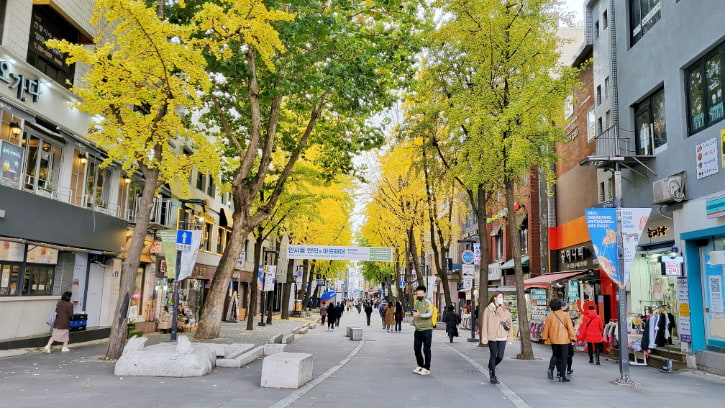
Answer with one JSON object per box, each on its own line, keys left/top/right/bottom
{"left": 159, "top": 230, "right": 178, "bottom": 279}
{"left": 264, "top": 265, "right": 276, "bottom": 292}
{"left": 178, "top": 230, "right": 202, "bottom": 281}
{"left": 676, "top": 277, "right": 692, "bottom": 342}
{"left": 585, "top": 208, "right": 620, "bottom": 285}
{"left": 427, "top": 276, "right": 436, "bottom": 300}
{"left": 620, "top": 208, "right": 651, "bottom": 284}
{"left": 473, "top": 243, "right": 481, "bottom": 265}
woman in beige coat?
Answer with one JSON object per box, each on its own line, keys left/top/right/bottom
{"left": 481, "top": 291, "right": 513, "bottom": 384}
{"left": 542, "top": 299, "right": 576, "bottom": 382}
{"left": 384, "top": 301, "right": 396, "bottom": 332}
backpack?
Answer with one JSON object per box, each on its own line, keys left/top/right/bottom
{"left": 431, "top": 304, "right": 438, "bottom": 328}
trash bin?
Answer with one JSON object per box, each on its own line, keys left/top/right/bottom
{"left": 293, "top": 300, "right": 302, "bottom": 317}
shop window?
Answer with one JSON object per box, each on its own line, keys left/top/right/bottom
{"left": 20, "top": 132, "right": 62, "bottom": 194}
{"left": 520, "top": 227, "right": 528, "bottom": 256}
{"left": 629, "top": 0, "right": 661, "bottom": 46}
{"left": 634, "top": 87, "right": 666, "bottom": 155}
{"left": 495, "top": 230, "right": 503, "bottom": 260}
{"left": 21, "top": 265, "right": 54, "bottom": 296}
{"left": 0, "top": 111, "right": 24, "bottom": 146}
{"left": 83, "top": 157, "right": 111, "bottom": 208}
{"left": 685, "top": 43, "right": 724, "bottom": 135}
{"left": 176, "top": 207, "right": 193, "bottom": 229}
{"left": 201, "top": 220, "right": 214, "bottom": 252}
{"left": 26, "top": 6, "right": 91, "bottom": 89}
{"left": 0, "top": 263, "right": 20, "bottom": 296}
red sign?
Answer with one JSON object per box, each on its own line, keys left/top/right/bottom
{"left": 150, "top": 241, "right": 163, "bottom": 254}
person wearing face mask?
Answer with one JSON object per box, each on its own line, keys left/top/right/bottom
{"left": 411, "top": 285, "right": 434, "bottom": 376}
{"left": 481, "top": 291, "right": 513, "bottom": 384}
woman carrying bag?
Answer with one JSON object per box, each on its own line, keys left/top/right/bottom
{"left": 481, "top": 291, "right": 513, "bottom": 384}
{"left": 542, "top": 299, "right": 576, "bottom": 382}
{"left": 44, "top": 291, "right": 74, "bottom": 353}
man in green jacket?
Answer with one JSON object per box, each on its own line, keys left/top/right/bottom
{"left": 412, "top": 285, "right": 433, "bottom": 375}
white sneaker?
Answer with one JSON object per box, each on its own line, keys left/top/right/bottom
{"left": 419, "top": 368, "right": 431, "bottom": 376}
{"left": 61, "top": 347, "right": 70, "bottom": 352}
{"left": 43, "top": 346, "right": 51, "bottom": 353}
{"left": 412, "top": 366, "right": 423, "bottom": 374}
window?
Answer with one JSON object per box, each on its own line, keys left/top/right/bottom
{"left": 495, "top": 230, "right": 503, "bottom": 260}
{"left": 22, "top": 265, "right": 54, "bottom": 296}
{"left": 596, "top": 85, "right": 602, "bottom": 105}
{"left": 587, "top": 109, "right": 596, "bottom": 140}
{"left": 207, "top": 176, "right": 215, "bottom": 197}
{"left": 83, "top": 157, "right": 110, "bottom": 208}
{"left": 217, "top": 227, "right": 227, "bottom": 254}
{"left": 520, "top": 227, "right": 528, "bottom": 256}
{"left": 686, "top": 44, "right": 724, "bottom": 134}
{"left": 629, "top": 0, "right": 661, "bottom": 45}
{"left": 21, "top": 133, "right": 62, "bottom": 194}
{"left": 597, "top": 117, "right": 603, "bottom": 135}
{"left": 594, "top": 20, "right": 599, "bottom": 39}
{"left": 0, "top": 263, "right": 20, "bottom": 295}
{"left": 634, "top": 87, "right": 666, "bottom": 155}
{"left": 605, "top": 77, "right": 610, "bottom": 99}
{"left": 196, "top": 171, "right": 205, "bottom": 191}
{"left": 599, "top": 178, "right": 614, "bottom": 202}
{"left": 605, "top": 110, "right": 611, "bottom": 129}
{"left": 603, "top": 10, "right": 608, "bottom": 30}
{"left": 201, "top": 220, "right": 214, "bottom": 252}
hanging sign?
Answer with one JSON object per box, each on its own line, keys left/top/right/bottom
{"left": 676, "top": 277, "right": 692, "bottom": 342}
{"left": 620, "top": 208, "right": 651, "bottom": 284}
{"left": 696, "top": 137, "right": 719, "bottom": 179}
{"left": 585, "top": 208, "right": 620, "bottom": 286}
{"left": 287, "top": 245, "right": 393, "bottom": 262}
{"left": 263, "top": 265, "right": 276, "bottom": 292}
{"left": 473, "top": 243, "right": 481, "bottom": 265}
{"left": 0, "top": 140, "right": 23, "bottom": 187}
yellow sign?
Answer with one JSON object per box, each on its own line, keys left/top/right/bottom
{"left": 721, "top": 128, "right": 725, "bottom": 168}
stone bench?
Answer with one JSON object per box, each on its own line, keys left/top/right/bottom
{"left": 282, "top": 333, "right": 295, "bottom": 344}
{"left": 269, "top": 333, "right": 283, "bottom": 344}
{"left": 114, "top": 336, "right": 216, "bottom": 377}
{"left": 350, "top": 327, "right": 363, "bottom": 341}
{"left": 263, "top": 343, "right": 286, "bottom": 356}
{"left": 346, "top": 325, "right": 360, "bottom": 337}
{"left": 216, "top": 345, "right": 264, "bottom": 368}
{"left": 261, "top": 352, "right": 313, "bottom": 389}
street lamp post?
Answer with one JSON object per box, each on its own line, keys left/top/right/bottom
{"left": 171, "top": 198, "right": 206, "bottom": 342}
{"left": 258, "top": 248, "right": 278, "bottom": 326}
{"left": 458, "top": 237, "right": 479, "bottom": 343}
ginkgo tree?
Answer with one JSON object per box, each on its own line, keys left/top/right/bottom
{"left": 45, "top": 0, "right": 230, "bottom": 360}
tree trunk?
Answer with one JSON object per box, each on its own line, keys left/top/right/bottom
{"left": 408, "top": 227, "right": 424, "bottom": 286}
{"left": 105, "top": 166, "right": 159, "bottom": 359}
{"left": 281, "top": 258, "right": 294, "bottom": 319}
{"left": 297, "top": 259, "right": 309, "bottom": 302}
{"left": 266, "top": 240, "right": 279, "bottom": 324}
{"left": 506, "top": 178, "right": 534, "bottom": 359}
{"left": 195, "top": 211, "right": 252, "bottom": 338}
{"left": 475, "top": 186, "right": 492, "bottom": 347}
{"left": 302, "top": 262, "right": 315, "bottom": 308}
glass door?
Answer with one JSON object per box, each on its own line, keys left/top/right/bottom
{"left": 700, "top": 237, "right": 725, "bottom": 348}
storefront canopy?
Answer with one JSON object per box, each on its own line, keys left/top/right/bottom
{"left": 501, "top": 256, "right": 529, "bottom": 269}
{"left": 523, "top": 271, "right": 587, "bottom": 289}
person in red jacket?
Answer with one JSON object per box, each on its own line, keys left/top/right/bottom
{"left": 580, "top": 305, "right": 604, "bottom": 365}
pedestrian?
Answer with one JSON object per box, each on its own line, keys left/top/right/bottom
{"left": 395, "top": 300, "right": 404, "bottom": 332}
{"left": 542, "top": 299, "right": 576, "bottom": 382}
{"left": 385, "top": 300, "right": 396, "bottom": 332}
{"left": 327, "top": 303, "right": 338, "bottom": 331}
{"left": 580, "top": 304, "right": 604, "bottom": 365}
{"left": 481, "top": 291, "right": 513, "bottom": 384}
{"left": 44, "top": 291, "right": 74, "bottom": 353}
{"left": 364, "top": 302, "right": 373, "bottom": 326}
{"left": 442, "top": 305, "right": 460, "bottom": 343}
{"left": 320, "top": 303, "right": 328, "bottom": 325}
{"left": 379, "top": 301, "right": 387, "bottom": 329}
{"left": 412, "top": 285, "right": 434, "bottom": 376}
{"left": 356, "top": 302, "right": 362, "bottom": 314}
{"left": 548, "top": 302, "right": 575, "bottom": 376}
{"left": 335, "top": 302, "right": 344, "bottom": 327}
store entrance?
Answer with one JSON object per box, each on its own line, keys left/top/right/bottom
{"left": 699, "top": 237, "right": 725, "bottom": 349}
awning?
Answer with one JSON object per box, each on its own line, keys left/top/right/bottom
{"left": 501, "top": 256, "right": 529, "bottom": 269}
{"left": 490, "top": 225, "right": 502, "bottom": 237}
{"left": 523, "top": 271, "right": 587, "bottom": 289}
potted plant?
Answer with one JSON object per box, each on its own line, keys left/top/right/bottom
{"left": 37, "top": 185, "right": 53, "bottom": 198}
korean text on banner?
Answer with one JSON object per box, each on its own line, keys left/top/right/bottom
{"left": 287, "top": 245, "right": 393, "bottom": 262}
{"left": 473, "top": 244, "right": 481, "bottom": 265}
{"left": 585, "top": 208, "right": 621, "bottom": 286}
{"left": 263, "top": 265, "right": 276, "bottom": 292}
{"left": 676, "top": 277, "right": 692, "bottom": 342}
{"left": 620, "top": 208, "right": 650, "bottom": 284}
{"left": 159, "top": 230, "right": 178, "bottom": 279}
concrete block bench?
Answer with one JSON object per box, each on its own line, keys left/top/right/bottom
{"left": 261, "top": 352, "right": 313, "bottom": 389}
{"left": 216, "top": 345, "right": 264, "bottom": 368}
{"left": 282, "top": 333, "right": 295, "bottom": 344}
{"left": 346, "top": 325, "right": 361, "bottom": 337}
{"left": 350, "top": 327, "right": 363, "bottom": 341}
{"left": 263, "top": 344, "right": 286, "bottom": 356}
{"left": 269, "top": 333, "right": 283, "bottom": 344}
{"left": 114, "top": 336, "right": 215, "bottom": 377}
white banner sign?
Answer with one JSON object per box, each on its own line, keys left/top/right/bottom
{"left": 287, "top": 245, "right": 393, "bottom": 262}
{"left": 488, "top": 263, "right": 502, "bottom": 281}
{"left": 620, "top": 208, "right": 651, "bottom": 285}
{"left": 473, "top": 243, "right": 481, "bottom": 265}
{"left": 178, "top": 230, "right": 202, "bottom": 281}
{"left": 462, "top": 264, "right": 476, "bottom": 278}
{"left": 264, "top": 265, "right": 277, "bottom": 292}
{"left": 427, "top": 276, "right": 437, "bottom": 300}
{"left": 462, "top": 277, "right": 473, "bottom": 291}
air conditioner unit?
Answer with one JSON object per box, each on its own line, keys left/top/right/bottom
{"left": 652, "top": 172, "right": 686, "bottom": 204}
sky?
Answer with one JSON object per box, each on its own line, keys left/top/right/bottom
{"left": 562, "top": 0, "right": 585, "bottom": 25}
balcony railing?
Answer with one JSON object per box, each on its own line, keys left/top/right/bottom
{"left": 593, "top": 125, "right": 638, "bottom": 157}
{"left": 123, "top": 198, "right": 173, "bottom": 227}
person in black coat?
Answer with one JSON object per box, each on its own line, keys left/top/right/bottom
{"left": 442, "top": 305, "right": 460, "bottom": 343}
{"left": 327, "top": 303, "right": 338, "bottom": 331}
{"left": 335, "top": 303, "right": 344, "bottom": 327}
{"left": 364, "top": 302, "right": 373, "bottom": 326}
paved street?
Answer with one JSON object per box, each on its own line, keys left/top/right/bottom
{"left": 1, "top": 311, "right": 724, "bottom": 407}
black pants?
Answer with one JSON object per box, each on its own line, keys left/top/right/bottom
{"left": 366, "top": 313, "right": 372, "bottom": 326}
{"left": 587, "top": 342, "right": 602, "bottom": 361}
{"left": 395, "top": 320, "right": 402, "bottom": 332}
{"left": 328, "top": 318, "right": 335, "bottom": 329}
{"left": 551, "top": 344, "right": 570, "bottom": 377}
{"left": 549, "top": 343, "right": 574, "bottom": 372}
{"left": 321, "top": 315, "right": 326, "bottom": 325}
{"left": 413, "top": 330, "right": 432, "bottom": 370}
{"left": 488, "top": 341, "right": 506, "bottom": 374}
{"left": 336, "top": 315, "right": 341, "bottom": 326}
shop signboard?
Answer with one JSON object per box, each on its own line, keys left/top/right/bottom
{"left": 696, "top": 137, "right": 719, "bottom": 179}
{"left": 287, "top": 245, "right": 393, "bottom": 262}
{"left": 706, "top": 195, "right": 725, "bottom": 219}
{"left": 488, "top": 262, "right": 502, "bottom": 281}
{"left": 0, "top": 240, "right": 24, "bottom": 262}
{"left": 567, "top": 280, "right": 579, "bottom": 301}
{"left": 0, "top": 140, "right": 23, "bottom": 187}
{"left": 676, "top": 277, "right": 692, "bottom": 342}
{"left": 661, "top": 255, "right": 683, "bottom": 276}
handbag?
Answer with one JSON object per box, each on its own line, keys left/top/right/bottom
{"left": 501, "top": 321, "right": 511, "bottom": 331}
{"left": 47, "top": 311, "right": 56, "bottom": 328}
